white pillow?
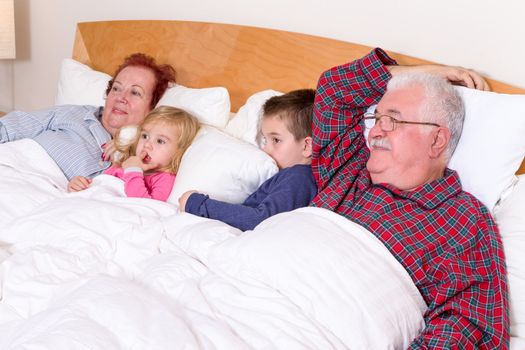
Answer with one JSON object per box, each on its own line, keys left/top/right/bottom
{"left": 55, "top": 58, "right": 110, "bottom": 107}
{"left": 168, "top": 125, "right": 278, "bottom": 206}
{"left": 224, "top": 89, "right": 282, "bottom": 145}
{"left": 449, "top": 86, "right": 525, "bottom": 211}
{"left": 55, "top": 58, "right": 231, "bottom": 128}
{"left": 493, "top": 174, "right": 525, "bottom": 338}
{"left": 157, "top": 84, "right": 230, "bottom": 129}
{"left": 365, "top": 87, "right": 525, "bottom": 211}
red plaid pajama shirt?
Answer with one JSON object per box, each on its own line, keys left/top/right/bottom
{"left": 311, "top": 48, "right": 509, "bottom": 349}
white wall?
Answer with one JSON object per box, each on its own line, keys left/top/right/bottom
{"left": 6, "top": 0, "right": 525, "bottom": 112}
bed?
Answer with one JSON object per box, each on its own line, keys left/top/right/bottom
{"left": 1, "top": 20, "right": 525, "bottom": 349}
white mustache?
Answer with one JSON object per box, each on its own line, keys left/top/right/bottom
{"left": 369, "top": 137, "right": 391, "bottom": 150}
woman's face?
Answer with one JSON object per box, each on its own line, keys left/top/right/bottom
{"left": 101, "top": 66, "right": 156, "bottom": 136}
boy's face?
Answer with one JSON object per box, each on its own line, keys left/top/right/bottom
{"left": 260, "top": 115, "right": 312, "bottom": 169}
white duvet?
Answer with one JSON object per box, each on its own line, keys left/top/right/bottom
{"left": 0, "top": 139, "right": 426, "bottom": 349}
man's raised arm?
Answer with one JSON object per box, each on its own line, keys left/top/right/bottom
{"left": 312, "top": 48, "right": 396, "bottom": 192}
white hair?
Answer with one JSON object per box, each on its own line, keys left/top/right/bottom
{"left": 386, "top": 72, "right": 465, "bottom": 160}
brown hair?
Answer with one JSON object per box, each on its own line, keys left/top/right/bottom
{"left": 262, "top": 89, "right": 315, "bottom": 140}
{"left": 105, "top": 53, "right": 177, "bottom": 109}
{"left": 113, "top": 106, "right": 201, "bottom": 173}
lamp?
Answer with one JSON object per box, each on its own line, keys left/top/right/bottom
{"left": 0, "top": 0, "right": 16, "bottom": 59}
{"left": 0, "top": 0, "right": 15, "bottom": 114}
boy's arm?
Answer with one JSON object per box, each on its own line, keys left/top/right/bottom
{"left": 185, "top": 193, "right": 266, "bottom": 231}
{"left": 312, "top": 48, "right": 395, "bottom": 190}
{"left": 185, "top": 168, "right": 316, "bottom": 231}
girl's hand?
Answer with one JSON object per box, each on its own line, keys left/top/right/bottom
{"left": 68, "top": 176, "right": 92, "bottom": 192}
{"left": 122, "top": 152, "right": 159, "bottom": 172}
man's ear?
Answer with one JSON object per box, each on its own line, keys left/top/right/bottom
{"left": 429, "top": 127, "right": 450, "bottom": 159}
{"left": 302, "top": 136, "right": 313, "bottom": 158}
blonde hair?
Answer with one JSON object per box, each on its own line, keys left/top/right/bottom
{"left": 113, "top": 106, "right": 200, "bottom": 173}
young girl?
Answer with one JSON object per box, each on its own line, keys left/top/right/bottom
{"left": 68, "top": 106, "right": 200, "bottom": 201}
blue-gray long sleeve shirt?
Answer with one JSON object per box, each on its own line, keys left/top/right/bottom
{"left": 0, "top": 105, "right": 111, "bottom": 180}
{"left": 186, "top": 164, "right": 317, "bottom": 231}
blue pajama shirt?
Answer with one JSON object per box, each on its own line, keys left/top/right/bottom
{"left": 186, "top": 164, "right": 317, "bottom": 231}
{"left": 0, "top": 105, "right": 111, "bottom": 180}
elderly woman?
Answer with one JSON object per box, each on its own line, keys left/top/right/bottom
{"left": 0, "top": 53, "right": 176, "bottom": 180}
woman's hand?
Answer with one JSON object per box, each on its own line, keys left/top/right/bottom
{"left": 67, "top": 176, "right": 92, "bottom": 192}
{"left": 101, "top": 140, "right": 117, "bottom": 162}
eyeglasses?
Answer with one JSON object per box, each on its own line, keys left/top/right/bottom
{"left": 363, "top": 112, "right": 440, "bottom": 132}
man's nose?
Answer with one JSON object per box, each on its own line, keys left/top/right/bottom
{"left": 369, "top": 122, "right": 386, "bottom": 137}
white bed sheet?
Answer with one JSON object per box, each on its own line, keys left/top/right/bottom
{"left": 0, "top": 139, "right": 428, "bottom": 349}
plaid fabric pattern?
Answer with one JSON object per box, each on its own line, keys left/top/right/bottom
{"left": 311, "top": 48, "right": 509, "bottom": 349}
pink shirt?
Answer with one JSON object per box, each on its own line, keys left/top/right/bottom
{"left": 104, "top": 166, "right": 176, "bottom": 202}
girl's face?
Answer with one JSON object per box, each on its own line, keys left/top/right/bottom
{"left": 135, "top": 121, "right": 179, "bottom": 170}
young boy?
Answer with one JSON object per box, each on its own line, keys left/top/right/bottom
{"left": 178, "top": 89, "right": 317, "bottom": 231}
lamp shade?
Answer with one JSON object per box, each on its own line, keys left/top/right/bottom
{"left": 0, "top": 0, "right": 16, "bottom": 59}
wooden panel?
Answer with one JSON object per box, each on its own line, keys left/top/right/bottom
{"left": 73, "top": 20, "right": 374, "bottom": 110}
{"left": 518, "top": 159, "right": 525, "bottom": 175}
{"left": 73, "top": 20, "right": 525, "bottom": 175}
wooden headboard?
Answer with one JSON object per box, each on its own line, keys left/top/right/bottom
{"left": 73, "top": 20, "right": 525, "bottom": 174}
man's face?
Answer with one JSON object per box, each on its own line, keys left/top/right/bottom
{"left": 102, "top": 66, "right": 156, "bottom": 136}
{"left": 366, "top": 85, "right": 437, "bottom": 190}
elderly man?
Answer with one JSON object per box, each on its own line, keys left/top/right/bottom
{"left": 312, "top": 48, "right": 508, "bottom": 348}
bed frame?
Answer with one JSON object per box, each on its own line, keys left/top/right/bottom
{"left": 73, "top": 20, "right": 525, "bottom": 174}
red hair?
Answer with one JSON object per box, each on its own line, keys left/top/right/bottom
{"left": 105, "top": 53, "right": 177, "bottom": 109}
